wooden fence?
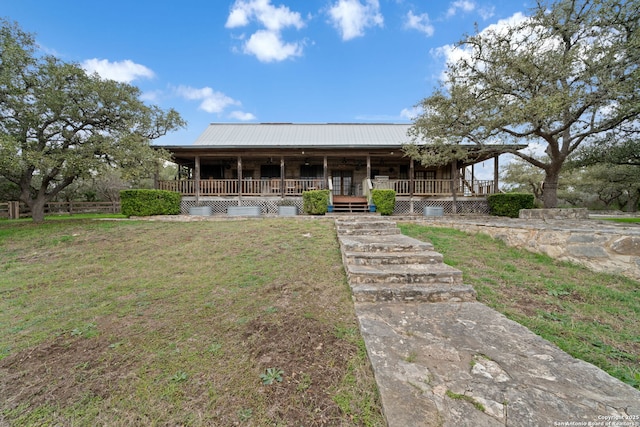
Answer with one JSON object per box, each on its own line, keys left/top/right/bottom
{"left": 0, "top": 201, "right": 121, "bottom": 219}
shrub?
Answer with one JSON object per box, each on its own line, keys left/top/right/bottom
{"left": 371, "top": 189, "right": 396, "bottom": 216}
{"left": 303, "top": 190, "right": 330, "bottom": 215}
{"left": 487, "top": 193, "right": 535, "bottom": 218}
{"left": 120, "top": 189, "right": 181, "bottom": 216}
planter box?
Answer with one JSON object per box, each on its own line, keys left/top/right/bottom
{"left": 227, "top": 206, "right": 261, "bottom": 217}
{"left": 278, "top": 206, "right": 298, "bottom": 216}
{"left": 424, "top": 206, "right": 444, "bottom": 217}
{"left": 189, "top": 206, "right": 212, "bottom": 216}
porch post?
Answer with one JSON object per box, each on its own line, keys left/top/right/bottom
{"left": 366, "top": 156, "right": 371, "bottom": 179}
{"left": 493, "top": 155, "right": 499, "bottom": 194}
{"left": 409, "top": 158, "right": 415, "bottom": 214}
{"left": 323, "top": 156, "right": 328, "bottom": 187}
{"left": 471, "top": 164, "right": 475, "bottom": 195}
{"left": 280, "top": 156, "right": 285, "bottom": 198}
{"left": 237, "top": 156, "right": 243, "bottom": 206}
{"left": 195, "top": 155, "right": 201, "bottom": 205}
{"left": 451, "top": 161, "right": 458, "bottom": 214}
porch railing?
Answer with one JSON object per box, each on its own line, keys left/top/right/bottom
{"left": 389, "top": 179, "right": 495, "bottom": 196}
{"left": 158, "top": 178, "right": 495, "bottom": 197}
{"left": 158, "top": 179, "right": 324, "bottom": 196}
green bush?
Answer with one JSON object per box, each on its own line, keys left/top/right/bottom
{"left": 120, "top": 189, "right": 181, "bottom": 216}
{"left": 371, "top": 189, "right": 396, "bottom": 216}
{"left": 302, "top": 190, "right": 330, "bottom": 215}
{"left": 487, "top": 193, "right": 535, "bottom": 218}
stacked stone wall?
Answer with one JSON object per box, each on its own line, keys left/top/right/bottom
{"left": 415, "top": 217, "right": 640, "bottom": 281}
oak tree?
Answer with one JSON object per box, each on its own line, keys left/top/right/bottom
{"left": 405, "top": 0, "right": 640, "bottom": 208}
{"left": 0, "top": 20, "right": 185, "bottom": 221}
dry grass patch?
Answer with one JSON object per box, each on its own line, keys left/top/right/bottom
{"left": 0, "top": 218, "right": 383, "bottom": 426}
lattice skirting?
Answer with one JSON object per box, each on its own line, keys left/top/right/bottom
{"left": 181, "top": 198, "right": 303, "bottom": 215}
{"left": 181, "top": 197, "right": 488, "bottom": 215}
{"left": 394, "top": 199, "right": 490, "bottom": 215}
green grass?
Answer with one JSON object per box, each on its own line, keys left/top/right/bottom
{"left": 601, "top": 217, "right": 640, "bottom": 223}
{"left": 0, "top": 218, "right": 384, "bottom": 426}
{"left": 1, "top": 212, "right": 126, "bottom": 222}
{"left": 399, "top": 223, "right": 640, "bottom": 390}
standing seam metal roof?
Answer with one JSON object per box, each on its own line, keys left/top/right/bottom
{"left": 193, "top": 123, "right": 413, "bottom": 147}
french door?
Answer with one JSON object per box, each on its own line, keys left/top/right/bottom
{"left": 331, "top": 171, "right": 353, "bottom": 196}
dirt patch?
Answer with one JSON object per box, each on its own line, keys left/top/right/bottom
{"left": 0, "top": 326, "right": 134, "bottom": 412}
{"left": 244, "top": 313, "right": 355, "bottom": 425}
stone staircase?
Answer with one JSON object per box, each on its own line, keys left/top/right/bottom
{"left": 335, "top": 218, "right": 476, "bottom": 303}
{"left": 334, "top": 217, "right": 640, "bottom": 427}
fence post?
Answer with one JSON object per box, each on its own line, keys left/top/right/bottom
{"left": 8, "top": 201, "right": 20, "bottom": 219}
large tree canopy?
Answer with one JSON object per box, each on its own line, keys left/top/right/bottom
{"left": 0, "top": 20, "right": 186, "bottom": 221}
{"left": 405, "top": 0, "right": 640, "bottom": 208}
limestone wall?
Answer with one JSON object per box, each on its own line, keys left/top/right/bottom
{"left": 415, "top": 217, "right": 640, "bottom": 281}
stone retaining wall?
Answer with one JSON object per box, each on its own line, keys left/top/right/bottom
{"left": 416, "top": 217, "right": 640, "bottom": 281}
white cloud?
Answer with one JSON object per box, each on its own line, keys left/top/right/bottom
{"left": 327, "top": 0, "right": 384, "bottom": 41}
{"left": 226, "top": 0, "right": 305, "bottom": 62}
{"left": 226, "top": 0, "right": 304, "bottom": 31}
{"left": 400, "top": 106, "right": 423, "bottom": 121}
{"left": 244, "top": 30, "right": 303, "bottom": 62}
{"left": 431, "top": 12, "right": 529, "bottom": 82}
{"left": 404, "top": 11, "right": 434, "bottom": 37}
{"left": 174, "top": 85, "right": 241, "bottom": 114}
{"left": 478, "top": 6, "right": 495, "bottom": 20}
{"left": 81, "top": 59, "right": 155, "bottom": 83}
{"left": 446, "top": 0, "right": 476, "bottom": 18}
{"left": 229, "top": 111, "right": 257, "bottom": 121}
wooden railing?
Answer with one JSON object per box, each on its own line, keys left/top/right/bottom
{"left": 158, "top": 179, "right": 324, "bottom": 196}
{"left": 388, "top": 179, "right": 495, "bottom": 196}
{"left": 158, "top": 178, "right": 495, "bottom": 197}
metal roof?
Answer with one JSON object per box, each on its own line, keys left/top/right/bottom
{"left": 192, "top": 123, "right": 413, "bottom": 148}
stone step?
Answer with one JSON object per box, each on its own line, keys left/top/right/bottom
{"left": 335, "top": 221, "right": 400, "bottom": 234}
{"left": 335, "top": 219, "right": 396, "bottom": 228}
{"left": 336, "top": 228, "right": 401, "bottom": 236}
{"left": 338, "top": 235, "right": 434, "bottom": 253}
{"left": 346, "top": 263, "right": 463, "bottom": 286}
{"left": 343, "top": 250, "right": 444, "bottom": 266}
{"left": 351, "top": 283, "right": 476, "bottom": 303}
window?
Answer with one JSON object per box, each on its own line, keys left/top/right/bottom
{"left": 300, "top": 164, "right": 323, "bottom": 178}
{"left": 260, "top": 165, "right": 280, "bottom": 178}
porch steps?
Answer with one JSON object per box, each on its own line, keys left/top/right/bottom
{"left": 332, "top": 196, "right": 369, "bottom": 213}
{"left": 336, "top": 218, "right": 476, "bottom": 303}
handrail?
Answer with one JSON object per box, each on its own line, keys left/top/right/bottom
{"left": 158, "top": 178, "right": 497, "bottom": 197}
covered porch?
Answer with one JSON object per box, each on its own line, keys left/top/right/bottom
{"left": 156, "top": 148, "right": 501, "bottom": 201}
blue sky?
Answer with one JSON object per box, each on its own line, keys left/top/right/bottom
{"left": 2, "top": 0, "right": 532, "bottom": 146}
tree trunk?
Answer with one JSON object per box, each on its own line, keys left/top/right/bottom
{"left": 629, "top": 189, "right": 640, "bottom": 213}
{"left": 29, "top": 196, "right": 47, "bottom": 223}
{"left": 542, "top": 168, "right": 560, "bottom": 208}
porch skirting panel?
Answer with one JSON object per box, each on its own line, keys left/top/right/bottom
{"left": 394, "top": 198, "right": 490, "bottom": 215}
{"left": 180, "top": 197, "right": 489, "bottom": 216}
{"left": 181, "top": 198, "right": 304, "bottom": 215}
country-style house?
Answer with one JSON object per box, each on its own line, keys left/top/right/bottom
{"left": 156, "top": 123, "right": 518, "bottom": 215}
